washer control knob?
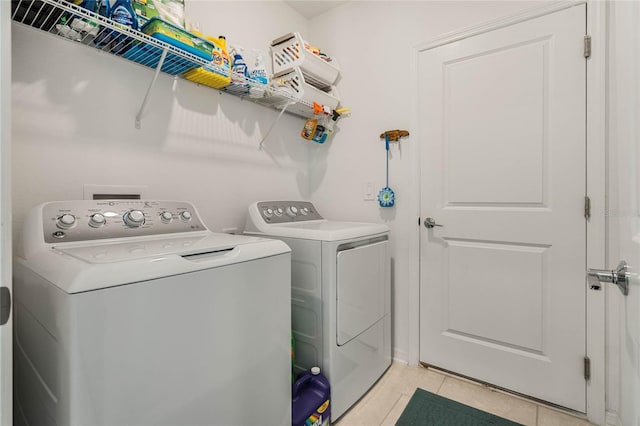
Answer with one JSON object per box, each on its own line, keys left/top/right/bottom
{"left": 160, "top": 211, "right": 173, "bottom": 223}
{"left": 263, "top": 208, "right": 274, "bottom": 218}
{"left": 300, "top": 207, "right": 310, "bottom": 216}
{"left": 180, "top": 211, "right": 192, "bottom": 222}
{"left": 56, "top": 214, "right": 76, "bottom": 229}
{"left": 123, "top": 210, "right": 145, "bottom": 228}
{"left": 88, "top": 213, "right": 106, "bottom": 228}
{"left": 274, "top": 207, "right": 284, "bottom": 217}
{"left": 286, "top": 206, "right": 299, "bottom": 217}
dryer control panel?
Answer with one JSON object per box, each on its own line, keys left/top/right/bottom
{"left": 42, "top": 200, "right": 207, "bottom": 243}
{"left": 256, "top": 201, "right": 323, "bottom": 223}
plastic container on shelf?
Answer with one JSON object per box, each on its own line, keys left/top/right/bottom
{"left": 292, "top": 367, "right": 331, "bottom": 426}
{"left": 140, "top": 17, "right": 214, "bottom": 61}
{"left": 270, "top": 67, "right": 339, "bottom": 117}
{"left": 123, "top": 17, "right": 212, "bottom": 75}
{"left": 271, "top": 32, "right": 340, "bottom": 90}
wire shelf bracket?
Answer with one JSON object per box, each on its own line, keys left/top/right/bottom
{"left": 259, "top": 101, "right": 293, "bottom": 150}
{"left": 135, "top": 47, "right": 168, "bottom": 129}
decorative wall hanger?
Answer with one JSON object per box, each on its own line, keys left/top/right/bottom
{"left": 377, "top": 129, "right": 410, "bottom": 208}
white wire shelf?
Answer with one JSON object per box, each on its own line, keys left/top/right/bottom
{"left": 11, "top": 0, "right": 319, "bottom": 126}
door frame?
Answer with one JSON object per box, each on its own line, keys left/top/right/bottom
{"left": 0, "top": 0, "right": 12, "bottom": 424}
{"left": 407, "top": 2, "right": 606, "bottom": 424}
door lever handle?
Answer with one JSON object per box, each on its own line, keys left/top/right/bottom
{"left": 424, "top": 217, "right": 443, "bottom": 229}
{"left": 587, "top": 260, "right": 629, "bottom": 296}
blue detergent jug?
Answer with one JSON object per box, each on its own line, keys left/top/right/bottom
{"left": 292, "top": 367, "right": 330, "bottom": 426}
{"left": 107, "top": 0, "right": 137, "bottom": 53}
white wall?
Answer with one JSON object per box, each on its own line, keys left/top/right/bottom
{"left": 11, "top": 1, "right": 309, "bottom": 244}
{"left": 305, "top": 1, "right": 544, "bottom": 362}
{"left": 608, "top": 2, "right": 640, "bottom": 425}
{"left": 11, "top": 0, "right": 547, "bottom": 363}
{"left": 17, "top": 4, "right": 631, "bottom": 417}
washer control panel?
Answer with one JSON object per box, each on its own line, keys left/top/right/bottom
{"left": 256, "top": 201, "right": 323, "bottom": 223}
{"left": 42, "top": 200, "right": 206, "bottom": 243}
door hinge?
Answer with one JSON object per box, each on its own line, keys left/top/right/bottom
{"left": 584, "top": 356, "right": 591, "bottom": 380}
{"left": 584, "top": 35, "right": 592, "bottom": 59}
{"left": 584, "top": 196, "right": 591, "bottom": 220}
{"left": 0, "top": 287, "right": 11, "bottom": 326}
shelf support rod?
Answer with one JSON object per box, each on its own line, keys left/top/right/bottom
{"left": 259, "top": 101, "right": 293, "bottom": 149}
{"left": 135, "top": 47, "right": 168, "bottom": 129}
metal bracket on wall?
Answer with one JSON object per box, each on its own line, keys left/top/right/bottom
{"left": 135, "top": 48, "right": 169, "bottom": 129}
{"left": 259, "top": 101, "right": 293, "bottom": 149}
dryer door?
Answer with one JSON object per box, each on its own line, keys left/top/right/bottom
{"left": 336, "top": 239, "right": 389, "bottom": 346}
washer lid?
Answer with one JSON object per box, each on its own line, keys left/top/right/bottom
{"left": 18, "top": 233, "right": 290, "bottom": 294}
{"left": 247, "top": 220, "right": 389, "bottom": 241}
{"left": 337, "top": 239, "right": 389, "bottom": 345}
{"left": 57, "top": 233, "right": 244, "bottom": 264}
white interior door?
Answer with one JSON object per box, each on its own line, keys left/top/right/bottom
{"left": 0, "top": 1, "right": 11, "bottom": 424}
{"left": 418, "top": 5, "right": 587, "bottom": 411}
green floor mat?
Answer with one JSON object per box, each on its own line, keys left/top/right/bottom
{"left": 395, "top": 388, "right": 524, "bottom": 426}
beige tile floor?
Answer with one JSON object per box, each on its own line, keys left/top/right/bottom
{"left": 334, "top": 362, "right": 596, "bottom": 426}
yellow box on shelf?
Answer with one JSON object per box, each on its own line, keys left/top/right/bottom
{"left": 183, "top": 35, "right": 231, "bottom": 89}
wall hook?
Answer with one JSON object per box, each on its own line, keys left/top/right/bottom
{"left": 379, "top": 129, "right": 410, "bottom": 142}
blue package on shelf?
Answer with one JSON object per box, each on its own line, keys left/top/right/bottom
{"left": 122, "top": 43, "right": 199, "bottom": 75}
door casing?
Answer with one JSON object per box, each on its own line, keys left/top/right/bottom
{"left": 407, "top": 2, "right": 607, "bottom": 424}
{"left": 0, "top": 1, "right": 12, "bottom": 424}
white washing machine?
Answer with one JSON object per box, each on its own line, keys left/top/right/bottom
{"left": 245, "top": 200, "right": 391, "bottom": 421}
{"left": 13, "top": 200, "right": 292, "bottom": 426}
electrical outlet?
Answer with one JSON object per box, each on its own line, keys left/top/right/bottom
{"left": 364, "top": 182, "right": 375, "bottom": 201}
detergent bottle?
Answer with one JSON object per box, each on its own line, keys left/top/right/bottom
{"left": 292, "top": 367, "right": 331, "bottom": 426}
{"left": 108, "top": 0, "right": 137, "bottom": 53}
{"left": 213, "top": 36, "right": 231, "bottom": 70}
{"left": 110, "top": 0, "right": 137, "bottom": 31}
{"left": 183, "top": 35, "right": 232, "bottom": 89}
{"left": 227, "top": 46, "right": 249, "bottom": 94}
{"left": 231, "top": 47, "right": 248, "bottom": 80}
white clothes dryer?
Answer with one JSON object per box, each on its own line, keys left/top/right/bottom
{"left": 13, "top": 200, "right": 291, "bottom": 426}
{"left": 245, "top": 200, "right": 391, "bottom": 421}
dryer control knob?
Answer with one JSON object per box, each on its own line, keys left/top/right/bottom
{"left": 57, "top": 214, "right": 76, "bottom": 229}
{"left": 286, "top": 206, "right": 298, "bottom": 217}
{"left": 160, "top": 211, "right": 173, "bottom": 224}
{"left": 124, "top": 210, "right": 145, "bottom": 227}
{"left": 88, "top": 213, "right": 106, "bottom": 228}
{"left": 274, "top": 207, "right": 284, "bottom": 216}
{"left": 263, "top": 208, "right": 274, "bottom": 218}
{"left": 300, "top": 207, "right": 309, "bottom": 216}
{"left": 180, "top": 211, "right": 192, "bottom": 222}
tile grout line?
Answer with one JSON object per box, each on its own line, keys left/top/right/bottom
{"left": 435, "top": 373, "right": 447, "bottom": 394}
{"left": 378, "top": 393, "right": 404, "bottom": 426}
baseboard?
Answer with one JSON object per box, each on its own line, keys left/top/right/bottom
{"left": 393, "top": 348, "right": 408, "bottom": 364}
{"left": 606, "top": 410, "right": 623, "bottom": 426}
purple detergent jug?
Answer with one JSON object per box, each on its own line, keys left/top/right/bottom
{"left": 292, "top": 367, "right": 331, "bottom": 426}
